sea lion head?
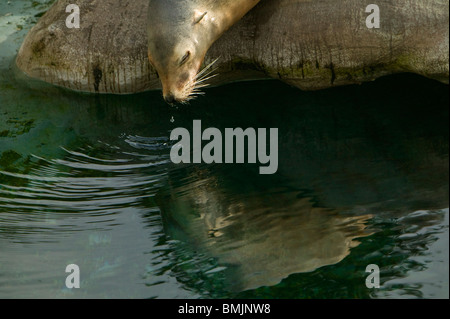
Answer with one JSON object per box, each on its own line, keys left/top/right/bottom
{"left": 147, "top": 1, "right": 219, "bottom": 104}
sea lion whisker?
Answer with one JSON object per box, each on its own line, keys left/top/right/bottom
{"left": 195, "top": 70, "right": 218, "bottom": 84}
{"left": 198, "top": 57, "right": 219, "bottom": 73}
{"left": 191, "top": 88, "right": 206, "bottom": 92}
{"left": 195, "top": 74, "right": 218, "bottom": 85}
{"left": 195, "top": 58, "right": 220, "bottom": 79}
{"left": 181, "top": 97, "right": 193, "bottom": 104}
{"left": 196, "top": 68, "right": 216, "bottom": 81}
{"left": 192, "top": 84, "right": 210, "bottom": 92}
{"left": 194, "top": 81, "right": 211, "bottom": 86}
{"left": 179, "top": 59, "right": 219, "bottom": 100}
{"left": 193, "top": 84, "right": 211, "bottom": 90}
{"left": 196, "top": 73, "right": 218, "bottom": 82}
{"left": 196, "top": 66, "right": 219, "bottom": 80}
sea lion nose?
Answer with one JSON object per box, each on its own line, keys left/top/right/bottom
{"left": 164, "top": 93, "right": 177, "bottom": 104}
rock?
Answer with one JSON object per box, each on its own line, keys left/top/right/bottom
{"left": 16, "top": 0, "right": 449, "bottom": 94}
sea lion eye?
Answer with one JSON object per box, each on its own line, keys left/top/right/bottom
{"left": 193, "top": 11, "right": 207, "bottom": 24}
{"left": 180, "top": 51, "right": 191, "bottom": 65}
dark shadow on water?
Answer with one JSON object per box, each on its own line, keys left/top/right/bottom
{"left": 155, "top": 74, "right": 448, "bottom": 298}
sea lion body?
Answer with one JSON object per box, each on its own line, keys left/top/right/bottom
{"left": 147, "top": 0, "right": 261, "bottom": 103}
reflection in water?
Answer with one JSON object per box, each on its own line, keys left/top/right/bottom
{"left": 158, "top": 172, "right": 372, "bottom": 291}
{"left": 155, "top": 74, "right": 448, "bottom": 295}
{"left": 0, "top": 27, "right": 448, "bottom": 298}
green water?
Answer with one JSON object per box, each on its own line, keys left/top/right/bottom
{"left": 0, "top": 0, "right": 448, "bottom": 299}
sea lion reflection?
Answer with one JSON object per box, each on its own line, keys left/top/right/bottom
{"left": 158, "top": 174, "right": 372, "bottom": 291}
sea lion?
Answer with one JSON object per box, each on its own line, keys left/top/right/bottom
{"left": 157, "top": 174, "right": 373, "bottom": 291}
{"left": 147, "top": 0, "right": 261, "bottom": 103}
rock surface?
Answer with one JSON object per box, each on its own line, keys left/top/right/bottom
{"left": 16, "top": 0, "right": 449, "bottom": 94}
